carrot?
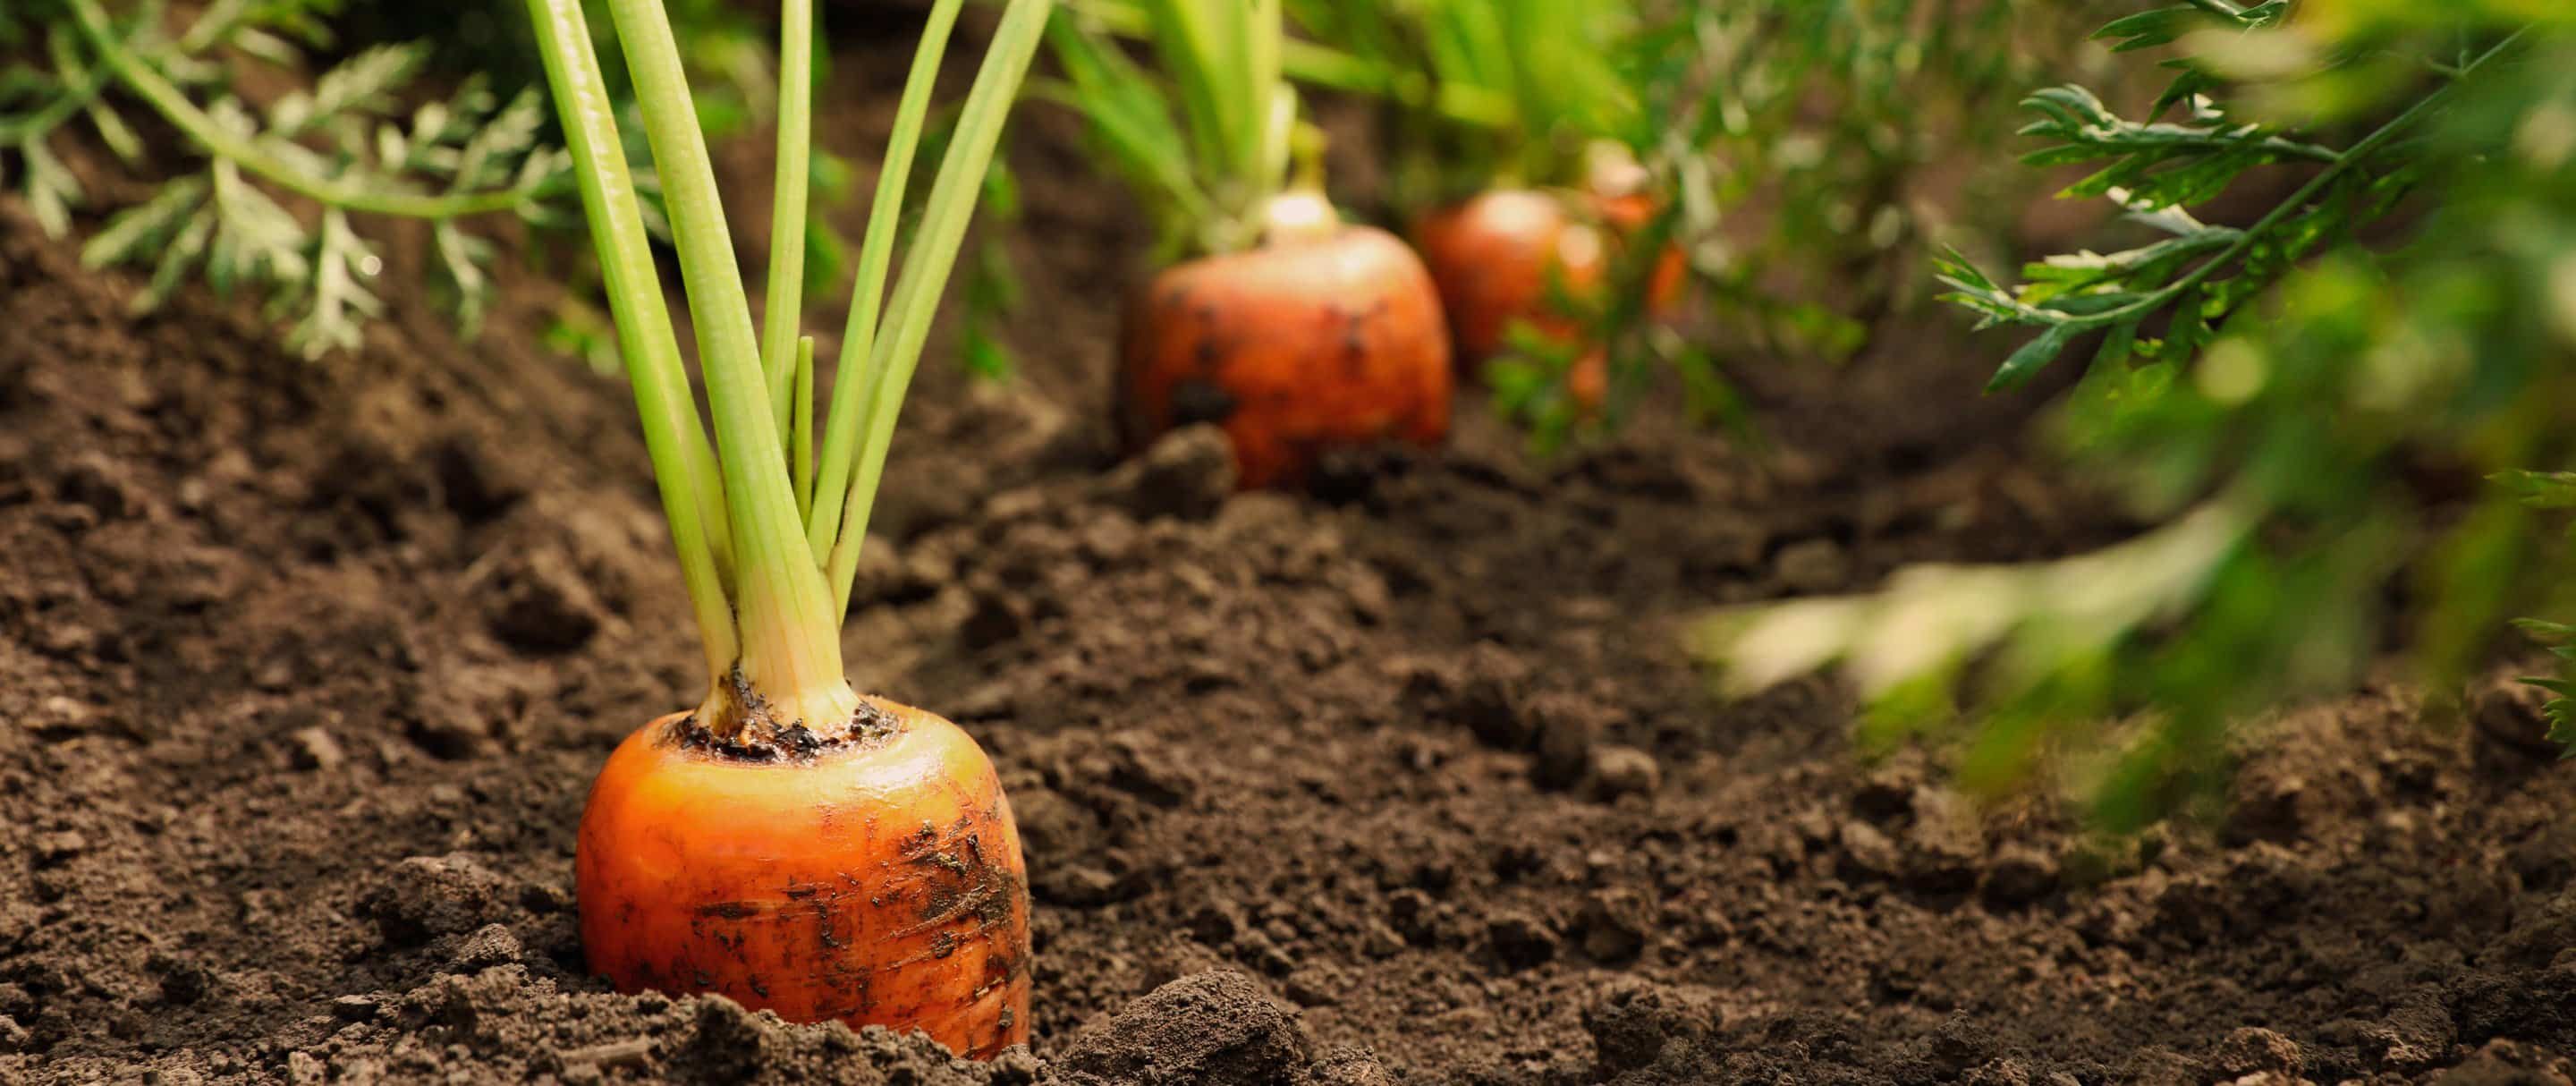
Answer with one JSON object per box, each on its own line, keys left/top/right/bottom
{"left": 1412, "top": 189, "right": 1585, "bottom": 368}
{"left": 1259, "top": 2, "right": 1674, "bottom": 419}
{"left": 578, "top": 700, "right": 1028, "bottom": 1056}
{"left": 525, "top": 0, "right": 1049, "bottom": 1055}
{"left": 1120, "top": 201, "right": 1451, "bottom": 488}
{"left": 1051, "top": 2, "right": 1452, "bottom": 488}
{"left": 1412, "top": 183, "right": 1683, "bottom": 414}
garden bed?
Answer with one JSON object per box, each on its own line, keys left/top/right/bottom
{"left": 6, "top": 48, "right": 2576, "bottom": 1086}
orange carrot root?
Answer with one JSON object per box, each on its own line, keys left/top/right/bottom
{"left": 1414, "top": 188, "right": 1685, "bottom": 414}
{"left": 1119, "top": 224, "right": 1452, "bottom": 488}
{"left": 576, "top": 698, "right": 1030, "bottom": 1058}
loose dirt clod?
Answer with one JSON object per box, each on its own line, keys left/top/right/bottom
{"left": 1590, "top": 743, "right": 1660, "bottom": 798}
{"left": 366, "top": 855, "right": 516, "bottom": 946}
{"left": 2211, "top": 1026, "right": 2303, "bottom": 1078}
{"left": 1055, "top": 971, "right": 1315, "bottom": 1085}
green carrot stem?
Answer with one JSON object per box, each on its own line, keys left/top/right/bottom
{"left": 1148, "top": 0, "right": 1239, "bottom": 199}
{"left": 827, "top": 0, "right": 1052, "bottom": 611}
{"left": 805, "top": 0, "right": 967, "bottom": 558}
{"left": 522, "top": 0, "right": 736, "bottom": 683}
{"left": 1067, "top": 0, "right": 1512, "bottom": 129}
{"left": 607, "top": 0, "right": 856, "bottom": 731}
{"left": 792, "top": 335, "right": 818, "bottom": 513}
{"left": 1242, "top": 0, "right": 1284, "bottom": 208}
{"left": 758, "top": 0, "right": 817, "bottom": 436}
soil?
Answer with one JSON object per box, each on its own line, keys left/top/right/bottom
{"left": 12, "top": 20, "right": 2576, "bottom": 1086}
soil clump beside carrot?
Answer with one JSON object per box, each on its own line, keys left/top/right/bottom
{"left": 12, "top": 61, "right": 2576, "bottom": 1086}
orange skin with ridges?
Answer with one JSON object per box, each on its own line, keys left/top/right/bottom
{"left": 1119, "top": 224, "right": 1452, "bottom": 489}
{"left": 1413, "top": 189, "right": 1685, "bottom": 412}
{"left": 576, "top": 698, "right": 1030, "bottom": 1059}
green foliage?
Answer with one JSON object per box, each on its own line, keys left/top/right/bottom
{"left": 1698, "top": 2, "right": 2576, "bottom": 824}
{"left": 2512, "top": 620, "right": 2576, "bottom": 755}
{"left": 1039, "top": 0, "right": 1293, "bottom": 259}
{"left": 1516, "top": 0, "right": 2058, "bottom": 441}
{"left": 1676, "top": 0, "right": 2106, "bottom": 341}
{"left": 1284, "top": 0, "right": 1636, "bottom": 204}
{"left": 0, "top": 0, "right": 571, "bottom": 358}
{"left": 1040, "top": 0, "right": 1288, "bottom": 259}
{"left": 958, "top": 161, "right": 1023, "bottom": 381}
{"left": 1278, "top": 1, "right": 1689, "bottom": 445}
{"left": 591, "top": 0, "right": 855, "bottom": 301}
{"left": 1486, "top": 188, "right": 1757, "bottom": 450}
{"left": 1933, "top": 3, "right": 2455, "bottom": 391}
{"left": 1283, "top": 1, "right": 2097, "bottom": 444}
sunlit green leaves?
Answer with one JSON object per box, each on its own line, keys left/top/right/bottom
{"left": 1035, "top": 9, "right": 1212, "bottom": 258}
{"left": 289, "top": 208, "right": 383, "bottom": 357}
{"left": 1665, "top": 0, "right": 2088, "bottom": 348}
{"left": 2500, "top": 471, "right": 2576, "bottom": 509}
{"left": 1704, "top": 9, "right": 2576, "bottom": 819}
{"left": 2, "top": 0, "right": 569, "bottom": 358}
{"left": 1039, "top": 0, "right": 1290, "bottom": 259}
{"left": 433, "top": 221, "right": 496, "bottom": 340}
{"left": 13, "top": 132, "right": 80, "bottom": 235}
{"left": 80, "top": 173, "right": 207, "bottom": 310}
{"left": 269, "top": 42, "right": 420, "bottom": 136}
{"left": 1302, "top": 0, "right": 1636, "bottom": 195}
{"left": 1936, "top": 22, "right": 2512, "bottom": 397}
{"left": 2093, "top": 7, "right": 2215, "bottom": 53}
{"left": 1696, "top": 502, "right": 2258, "bottom": 822}
{"left": 2516, "top": 620, "right": 2576, "bottom": 757}
{"left": 1987, "top": 326, "right": 2073, "bottom": 392}
{"left": 2020, "top": 84, "right": 2338, "bottom": 206}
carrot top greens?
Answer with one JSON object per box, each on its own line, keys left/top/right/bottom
{"left": 1284, "top": 0, "right": 1636, "bottom": 203}
{"left": 1697, "top": 3, "right": 2568, "bottom": 827}
{"left": 1042, "top": 0, "right": 1295, "bottom": 259}
{"left": 1, "top": 0, "right": 573, "bottom": 358}
{"left": 526, "top": 0, "right": 1049, "bottom": 738}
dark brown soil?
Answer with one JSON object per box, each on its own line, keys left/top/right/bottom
{"left": 11, "top": 30, "right": 2576, "bottom": 1086}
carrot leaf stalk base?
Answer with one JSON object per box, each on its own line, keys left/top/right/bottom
{"left": 526, "top": 0, "right": 1049, "bottom": 739}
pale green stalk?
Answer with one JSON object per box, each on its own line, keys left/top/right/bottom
{"left": 1154, "top": 0, "right": 1248, "bottom": 197}
{"left": 826, "top": 0, "right": 1051, "bottom": 610}
{"left": 758, "top": 0, "right": 816, "bottom": 434}
{"left": 792, "top": 335, "right": 817, "bottom": 512}
{"left": 523, "top": 0, "right": 735, "bottom": 684}
{"left": 804, "top": 0, "right": 967, "bottom": 557}
{"left": 607, "top": 0, "right": 858, "bottom": 732}
{"left": 534, "top": 0, "right": 1046, "bottom": 724}
{"left": 1133, "top": 0, "right": 1292, "bottom": 251}
{"left": 1242, "top": 0, "right": 1283, "bottom": 206}
{"left": 1071, "top": 0, "right": 1513, "bottom": 128}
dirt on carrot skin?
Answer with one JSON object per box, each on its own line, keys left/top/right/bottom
{"left": 10, "top": 41, "right": 2576, "bottom": 1086}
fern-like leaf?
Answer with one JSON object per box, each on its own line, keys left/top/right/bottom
{"left": 1, "top": 0, "right": 572, "bottom": 357}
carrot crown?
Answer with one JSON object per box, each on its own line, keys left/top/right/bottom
{"left": 526, "top": 0, "right": 1051, "bottom": 738}
{"left": 1041, "top": 0, "right": 1297, "bottom": 259}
